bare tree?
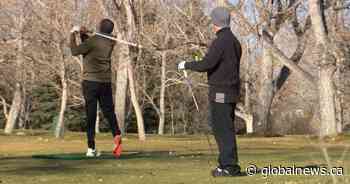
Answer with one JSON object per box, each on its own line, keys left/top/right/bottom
{"left": 158, "top": 51, "right": 167, "bottom": 135}
{"left": 158, "top": 6, "right": 170, "bottom": 135}
{"left": 4, "top": 0, "right": 25, "bottom": 134}
{"left": 100, "top": 0, "right": 145, "bottom": 140}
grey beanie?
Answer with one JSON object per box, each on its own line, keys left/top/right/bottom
{"left": 210, "top": 7, "right": 231, "bottom": 28}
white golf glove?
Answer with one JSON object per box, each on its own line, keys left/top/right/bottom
{"left": 178, "top": 61, "right": 186, "bottom": 71}
{"left": 70, "top": 25, "right": 80, "bottom": 33}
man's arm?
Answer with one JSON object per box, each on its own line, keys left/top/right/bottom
{"left": 184, "top": 39, "right": 223, "bottom": 72}
{"left": 70, "top": 33, "right": 93, "bottom": 56}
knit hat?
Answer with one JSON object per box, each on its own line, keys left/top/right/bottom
{"left": 210, "top": 7, "right": 231, "bottom": 28}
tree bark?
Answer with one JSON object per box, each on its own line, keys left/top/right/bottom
{"left": 95, "top": 104, "right": 100, "bottom": 134}
{"left": 235, "top": 104, "right": 253, "bottom": 134}
{"left": 5, "top": 1, "right": 24, "bottom": 134}
{"left": 98, "top": 0, "right": 127, "bottom": 134}
{"left": 256, "top": 45, "right": 274, "bottom": 135}
{"left": 123, "top": 0, "right": 146, "bottom": 140}
{"left": 158, "top": 51, "right": 167, "bottom": 135}
{"left": 55, "top": 57, "right": 68, "bottom": 138}
{"left": 170, "top": 104, "right": 175, "bottom": 135}
{"left": 318, "top": 66, "right": 337, "bottom": 137}
{"left": 128, "top": 66, "right": 146, "bottom": 141}
{"left": 4, "top": 84, "right": 22, "bottom": 134}
{"left": 216, "top": 0, "right": 226, "bottom": 6}
{"left": 115, "top": 44, "right": 128, "bottom": 134}
{"left": 309, "top": 0, "right": 328, "bottom": 46}
{"left": 114, "top": 0, "right": 139, "bottom": 135}
{"left": 0, "top": 96, "right": 9, "bottom": 120}
{"left": 263, "top": 35, "right": 317, "bottom": 85}
{"left": 18, "top": 87, "right": 26, "bottom": 129}
{"left": 309, "top": 0, "right": 337, "bottom": 137}
{"left": 244, "top": 43, "right": 253, "bottom": 134}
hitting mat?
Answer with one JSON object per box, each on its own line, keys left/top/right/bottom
{"left": 32, "top": 151, "right": 141, "bottom": 160}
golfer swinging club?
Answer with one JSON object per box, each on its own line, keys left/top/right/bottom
{"left": 70, "top": 19, "right": 122, "bottom": 158}
{"left": 178, "top": 7, "right": 244, "bottom": 177}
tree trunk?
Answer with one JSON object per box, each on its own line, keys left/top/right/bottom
{"left": 0, "top": 96, "right": 9, "bottom": 120}
{"left": 309, "top": 0, "right": 328, "bottom": 45}
{"left": 256, "top": 46, "right": 274, "bottom": 135}
{"left": 309, "top": 0, "right": 337, "bottom": 137}
{"left": 216, "top": 0, "right": 226, "bottom": 6}
{"left": 335, "top": 96, "right": 343, "bottom": 134}
{"left": 235, "top": 105, "right": 253, "bottom": 134}
{"left": 95, "top": 104, "right": 100, "bottom": 134}
{"left": 158, "top": 51, "right": 166, "bottom": 135}
{"left": 318, "top": 66, "right": 337, "bottom": 137}
{"left": 18, "top": 89, "right": 26, "bottom": 129}
{"left": 265, "top": 39, "right": 316, "bottom": 85}
{"left": 128, "top": 65, "right": 146, "bottom": 141}
{"left": 97, "top": 0, "right": 127, "bottom": 134}
{"left": 5, "top": 2, "right": 24, "bottom": 134}
{"left": 114, "top": 0, "right": 137, "bottom": 134}
{"left": 123, "top": 0, "right": 146, "bottom": 140}
{"left": 55, "top": 58, "right": 68, "bottom": 138}
{"left": 335, "top": 71, "right": 344, "bottom": 134}
{"left": 4, "top": 84, "right": 22, "bottom": 134}
{"left": 115, "top": 42, "right": 128, "bottom": 134}
{"left": 171, "top": 104, "right": 175, "bottom": 135}
{"left": 245, "top": 42, "right": 253, "bottom": 134}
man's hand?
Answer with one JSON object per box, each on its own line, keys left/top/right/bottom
{"left": 70, "top": 26, "right": 81, "bottom": 34}
{"left": 178, "top": 61, "right": 186, "bottom": 71}
{"left": 80, "top": 26, "right": 89, "bottom": 34}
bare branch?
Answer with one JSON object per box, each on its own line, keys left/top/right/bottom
{"left": 334, "top": 3, "right": 350, "bottom": 11}
{"left": 0, "top": 95, "right": 9, "bottom": 120}
{"left": 263, "top": 31, "right": 317, "bottom": 86}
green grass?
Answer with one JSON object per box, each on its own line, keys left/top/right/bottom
{"left": 0, "top": 131, "right": 350, "bottom": 184}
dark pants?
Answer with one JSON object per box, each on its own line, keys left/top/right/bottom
{"left": 209, "top": 102, "right": 240, "bottom": 171}
{"left": 82, "top": 80, "right": 121, "bottom": 149}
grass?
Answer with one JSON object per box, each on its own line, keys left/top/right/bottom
{"left": 0, "top": 131, "right": 350, "bottom": 184}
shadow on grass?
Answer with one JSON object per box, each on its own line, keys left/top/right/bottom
{"left": 28, "top": 151, "right": 206, "bottom": 161}
{"left": 0, "top": 151, "right": 206, "bottom": 176}
{"left": 0, "top": 151, "right": 205, "bottom": 161}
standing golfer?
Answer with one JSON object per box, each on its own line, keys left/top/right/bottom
{"left": 178, "top": 7, "right": 243, "bottom": 177}
{"left": 70, "top": 19, "right": 122, "bottom": 158}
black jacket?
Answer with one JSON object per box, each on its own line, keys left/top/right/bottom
{"left": 185, "top": 28, "right": 242, "bottom": 103}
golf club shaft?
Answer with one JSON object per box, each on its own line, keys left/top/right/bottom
{"left": 183, "top": 70, "right": 199, "bottom": 112}
{"left": 95, "top": 32, "right": 143, "bottom": 48}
